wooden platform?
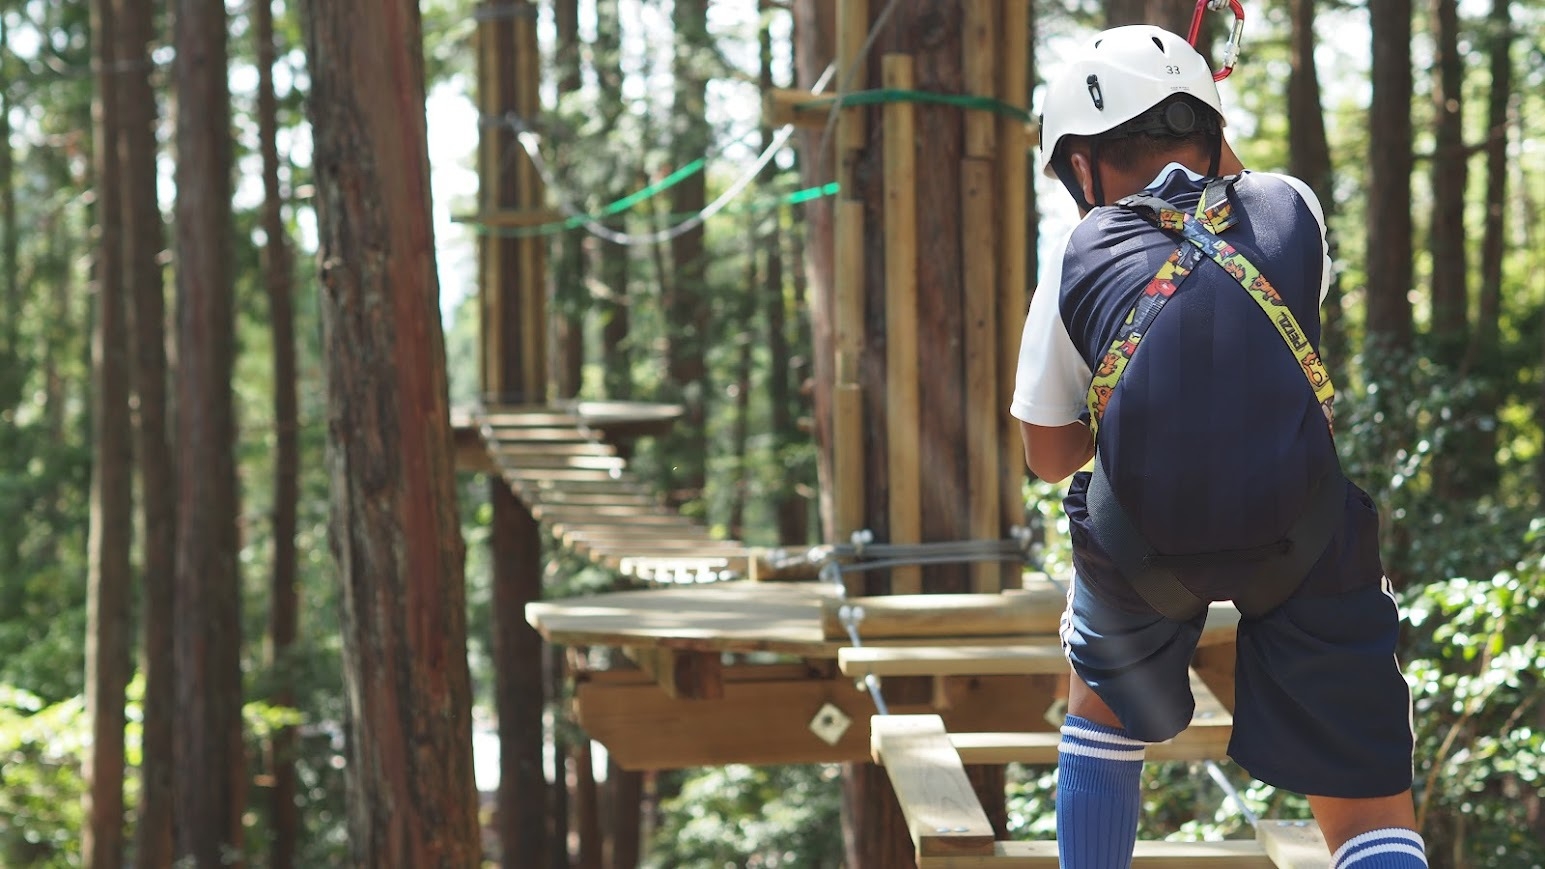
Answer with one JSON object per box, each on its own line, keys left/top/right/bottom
{"left": 467, "top": 404, "right": 752, "bottom": 582}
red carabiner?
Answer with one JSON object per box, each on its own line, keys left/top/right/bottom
{"left": 1186, "top": 0, "right": 1245, "bottom": 81}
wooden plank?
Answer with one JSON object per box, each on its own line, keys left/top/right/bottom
{"left": 833, "top": 197, "right": 866, "bottom": 582}
{"left": 535, "top": 505, "right": 685, "bottom": 522}
{"left": 486, "top": 426, "right": 593, "bottom": 442}
{"left": 524, "top": 491, "right": 656, "bottom": 506}
{"left": 869, "top": 715, "right": 996, "bottom": 857}
{"left": 962, "top": 157, "right": 1000, "bottom": 593}
{"left": 916, "top": 840, "right": 1276, "bottom": 868}
{"left": 834, "top": 0, "right": 869, "bottom": 171}
{"left": 454, "top": 207, "right": 566, "bottom": 228}
{"left": 995, "top": 0, "right": 1030, "bottom": 586}
{"left": 491, "top": 441, "right": 617, "bottom": 457}
{"left": 514, "top": 478, "right": 650, "bottom": 495}
{"left": 492, "top": 452, "right": 626, "bottom": 471}
{"left": 882, "top": 53, "right": 922, "bottom": 596}
{"left": 962, "top": 0, "right": 997, "bottom": 159}
{"left": 762, "top": 87, "right": 833, "bottom": 130}
{"left": 501, "top": 467, "right": 630, "bottom": 483}
{"left": 820, "top": 589, "right": 1064, "bottom": 641}
{"left": 946, "top": 720, "right": 1230, "bottom": 766}
{"left": 576, "top": 674, "right": 1048, "bottom": 771}
{"left": 1255, "top": 821, "right": 1331, "bottom": 869}
{"left": 840, "top": 643, "right": 1068, "bottom": 678}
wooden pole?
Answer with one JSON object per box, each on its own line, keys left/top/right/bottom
{"left": 963, "top": 0, "right": 1001, "bottom": 594}
{"left": 996, "top": 0, "right": 1031, "bottom": 589}
{"left": 832, "top": 0, "right": 868, "bottom": 596}
{"left": 882, "top": 54, "right": 921, "bottom": 595}
{"left": 477, "top": 12, "right": 501, "bottom": 399}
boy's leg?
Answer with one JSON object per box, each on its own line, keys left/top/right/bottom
{"left": 1309, "top": 792, "right": 1426, "bottom": 868}
{"left": 1056, "top": 580, "right": 1205, "bottom": 868}
{"left": 1058, "top": 675, "right": 1145, "bottom": 869}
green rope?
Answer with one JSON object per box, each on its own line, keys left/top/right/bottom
{"left": 795, "top": 88, "right": 1035, "bottom": 123}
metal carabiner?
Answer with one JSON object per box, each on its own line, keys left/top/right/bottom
{"left": 1186, "top": 0, "right": 1246, "bottom": 81}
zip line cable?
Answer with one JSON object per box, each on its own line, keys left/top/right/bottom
{"left": 495, "top": 61, "right": 835, "bottom": 247}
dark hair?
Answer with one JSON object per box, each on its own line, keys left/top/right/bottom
{"left": 1074, "top": 94, "right": 1221, "bottom": 172}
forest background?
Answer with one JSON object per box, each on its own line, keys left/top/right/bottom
{"left": 0, "top": 0, "right": 1543, "bottom": 866}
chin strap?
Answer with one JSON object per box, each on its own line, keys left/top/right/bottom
{"left": 1052, "top": 155, "right": 1095, "bottom": 213}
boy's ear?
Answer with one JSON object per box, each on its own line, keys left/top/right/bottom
{"left": 1068, "top": 151, "right": 1096, "bottom": 215}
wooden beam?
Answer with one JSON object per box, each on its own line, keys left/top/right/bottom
{"left": 1255, "top": 821, "right": 1331, "bottom": 868}
{"left": 962, "top": 156, "right": 1000, "bottom": 593}
{"left": 575, "top": 674, "right": 1048, "bottom": 771}
{"left": 995, "top": 0, "right": 1031, "bottom": 587}
{"left": 962, "top": 0, "right": 997, "bottom": 159}
{"left": 833, "top": 198, "right": 866, "bottom": 577}
{"left": 916, "top": 840, "right": 1280, "bottom": 867}
{"left": 625, "top": 647, "right": 725, "bottom": 701}
{"left": 869, "top": 715, "right": 996, "bottom": 857}
{"left": 819, "top": 589, "right": 1064, "bottom": 641}
{"left": 882, "top": 53, "right": 922, "bottom": 596}
{"left": 840, "top": 643, "right": 1068, "bottom": 678}
{"left": 453, "top": 208, "right": 566, "bottom": 228}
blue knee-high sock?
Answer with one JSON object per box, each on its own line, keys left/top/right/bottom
{"left": 1056, "top": 714, "right": 1145, "bottom": 869}
{"left": 1332, "top": 829, "right": 1428, "bottom": 868}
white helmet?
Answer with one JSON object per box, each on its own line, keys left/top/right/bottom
{"left": 1038, "top": 25, "right": 1225, "bottom": 178}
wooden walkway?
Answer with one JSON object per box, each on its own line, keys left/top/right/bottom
{"left": 472, "top": 404, "right": 751, "bottom": 583}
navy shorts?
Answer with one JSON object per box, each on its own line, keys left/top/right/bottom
{"left": 1059, "top": 575, "right": 1415, "bottom": 798}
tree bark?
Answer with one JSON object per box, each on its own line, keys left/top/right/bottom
{"left": 174, "top": 0, "right": 247, "bottom": 862}
{"left": 793, "top": 0, "right": 836, "bottom": 542}
{"left": 302, "top": 0, "right": 482, "bottom": 864}
{"left": 491, "top": 481, "right": 548, "bottom": 867}
{"left": 1428, "top": 0, "right": 1467, "bottom": 366}
{"left": 552, "top": 0, "right": 585, "bottom": 399}
{"left": 604, "top": 758, "right": 643, "bottom": 869}
{"left": 255, "top": 0, "right": 301, "bottom": 865}
{"left": 0, "top": 15, "right": 17, "bottom": 360}
{"left": 665, "top": 0, "right": 712, "bottom": 503}
{"left": 116, "top": 0, "right": 177, "bottom": 860}
{"left": 1466, "top": 0, "right": 1510, "bottom": 379}
{"left": 574, "top": 738, "right": 602, "bottom": 869}
{"left": 84, "top": 0, "right": 132, "bottom": 863}
{"left": 1365, "top": 0, "right": 1415, "bottom": 361}
{"left": 1287, "top": 0, "right": 1344, "bottom": 374}
{"left": 594, "top": 0, "right": 631, "bottom": 402}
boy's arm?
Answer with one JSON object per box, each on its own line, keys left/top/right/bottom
{"left": 1020, "top": 420, "right": 1094, "bottom": 483}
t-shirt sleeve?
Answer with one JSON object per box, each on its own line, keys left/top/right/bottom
{"left": 1010, "top": 234, "right": 1091, "bottom": 426}
{"left": 1268, "top": 173, "right": 1333, "bottom": 306}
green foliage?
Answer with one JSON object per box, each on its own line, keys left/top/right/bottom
{"left": 645, "top": 764, "right": 844, "bottom": 869}
{"left": 0, "top": 687, "right": 86, "bottom": 868}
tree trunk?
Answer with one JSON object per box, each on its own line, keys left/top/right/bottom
{"left": 605, "top": 759, "right": 643, "bottom": 869}
{"left": 302, "top": 0, "right": 482, "bottom": 864}
{"left": 729, "top": 226, "right": 756, "bottom": 539}
{"left": 552, "top": 0, "right": 585, "bottom": 399}
{"left": 574, "top": 739, "right": 602, "bottom": 869}
{"left": 1365, "top": 0, "right": 1415, "bottom": 362}
{"left": 84, "top": 0, "right": 132, "bottom": 863}
{"left": 1428, "top": 0, "right": 1467, "bottom": 366}
{"left": 116, "top": 0, "right": 177, "bottom": 860}
{"left": 793, "top": 0, "right": 836, "bottom": 542}
{"left": 1466, "top": 0, "right": 1510, "bottom": 376}
{"left": 255, "top": 0, "right": 301, "bottom": 865}
{"left": 1104, "top": 0, "right": 1195, "bottom": 36}
{"left": 1287, "top": 0, "right": 1344, "bottom": 375}
{"left": 174, "top": 0, "right": 246, "bottom": 863}
{"left": 665, "top": 0, "right": 711, "bottom": 503}
{"left": 593, "top": 0, "right": 631, "bottom": 402}
{"left": 0, "top": 15, "right": 16, "bottom": 360}
{"left": 545, "top": 644, "right": 570, "bottom": 869}
{"left": 491, "top": 482, "right": 548, "bottom": 867}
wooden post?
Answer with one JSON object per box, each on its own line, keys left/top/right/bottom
{"left": 963, "top": 0, "right": 1000, "bottom": 594}
{"left": 882, "top": 53, "right": 921, "bottom": 596}
{"left": 996, "top": 0, "right": 1032, "bottom": 589}
{"left": 831, "top": 0, "right": 867, "bottom": 595}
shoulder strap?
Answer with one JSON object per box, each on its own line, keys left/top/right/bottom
{"left": 1087, "top": 177, "right": 1336, "bottom": 436}
{"left": 1085, "top": 236, "right": 1205, "bottom": 437}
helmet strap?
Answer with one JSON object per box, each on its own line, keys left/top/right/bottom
{"left": 1089, "top": 139, "right": 1106, "bottom": 206}
{"left": 1207, "top": 130, "right": 1222, "bottom": 176}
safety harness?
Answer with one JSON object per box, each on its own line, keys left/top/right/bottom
{"left": 1083, "top": 176, "right": 1345, "bottom": 621}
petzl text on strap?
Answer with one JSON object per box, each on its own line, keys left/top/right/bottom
{"left": 1118, "top": 177, "right": 1338, "bottom": 430}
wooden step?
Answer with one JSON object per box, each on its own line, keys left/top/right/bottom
{"left": 913, "top": 822, "right": 1328, "bottom": 867}
{"left": 489, "top": 441, "right": 617, "bottom": 457}
{"left": 486, "top": 426, "right": 593, "bottom": 443}
{"left": 493, "top": 453, "right": 627, "bottom": 472}
{"left": 840, "top": 643, "right": 1069, "bottom": 678}
{"left": 946, "top": 722, "right": 1230, "bottom": 765}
